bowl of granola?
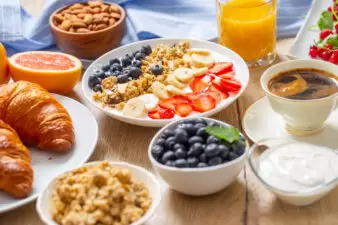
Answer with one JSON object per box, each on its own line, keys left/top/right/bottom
{"left": 82, "top": 38, "right": 249, "bottom": 127}
{"left": 36, "top": 161, "right": 161, "bottom": 225}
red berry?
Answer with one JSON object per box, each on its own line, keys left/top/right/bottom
{"left": 325, "top": 43, "right": 333, "bottom": 50}
{"left": 335, "top": 24, "right": 338, "bottom": 33}
{"left": 328, "top": 6, "right": 332, "bottom": 11}
{"left": 320, "top": 29, "right": 333, "bottom": 40}
{"left": 329, "top": 53, "right": 338, "bottom": 64}
{"left": 333, "top": 14, "right": 338, "bottom": 21}
{"left": 309, "top": 48, "right": 318, "bottom": 58}
{"left": 317, "top": 48, "right": 325, "bottom": 58}
{"left": 310, "top": 45, "right": 318, "bottom": 50}
{"left": 321, "top": 50, "right": 332, "bottom": 61}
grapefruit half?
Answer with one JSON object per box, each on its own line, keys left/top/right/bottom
{"left": 9, "top": 51, "right": 82, "bottom": 94}
{"left": 0, "top": 43, "right": 9, "bottom": 85}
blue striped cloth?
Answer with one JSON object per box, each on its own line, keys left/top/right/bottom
{"left": 1, "top": 0, "right": 313, "bottom": 56}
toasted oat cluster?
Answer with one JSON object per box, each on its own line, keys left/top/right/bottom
{"left": 51, "top": 162, "right": 152, "bottom": 225}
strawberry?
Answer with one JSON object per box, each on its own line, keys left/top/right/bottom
{"left": 191, "top": 94, "right": 216, "bottom": 112}
{"left": 148, "top": 109, "right": 161, "bottom": 119}
{"left": 159, "top": 96, "right": 188, "bottom": 110}
{"left": 205, "top": 85, "right": 229, "bottom": 99}
{"left": 185, "top": 92, "right": 200, "bottom": 101}
{"left": 175, "top": 103, "right": 193, "bottom": 117}
{"left": 190, "top": 75, "right": 213, "bottom": 92}
{"left": 212, "top": 77, "right": 241, "bottom": 92}
{"left": 219, "top": 71, "right": 235, "bottom": 80}
{"left": 206, "top": 91, "right": 222, "bottom": 104}
{"left": 319, "top": 29, "right": 333, "bottom": 40}
{"left": 208, "top": 62, "right": 233, "bottom": 75}
{"left": 148, "top": 107, "right": 175, "bottom": 119}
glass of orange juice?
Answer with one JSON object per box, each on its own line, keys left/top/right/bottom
{"left": 216, "top": 0, "right": 277, "bottom": 68}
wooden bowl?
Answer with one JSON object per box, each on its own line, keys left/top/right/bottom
{"left": 49, "top": 2, "right": 126, "bottom": 60}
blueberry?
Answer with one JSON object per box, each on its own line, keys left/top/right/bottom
{"left": 88, "top": 75, "right": 101, "bottom": 89}
{"left": 93, "top": 84, "right": 102, "bottom": 92}
{"left": 111, "top": 71, "right": 120, "bottom": 77}
{"left": 129, "top": 67, "right": 142, "bottom": 79}
{"left": 121, "top": 57, "right": 132, "bottom": 66}
{"left": 101, "top": 63, "right": 110, "bottom": 71}
{"left": 197, "top": 162, "right": 208, "bottom": 168}
{"left": 111, "top": 63, "right": 123, "bottom": 72}
{"left": 104, "top": 71, "right": 112, "bottom": 78}
{"left": 181, "top": 118, "right": 198, "bottom": 124}
{"left": 125, "top": 53, "right": 134, "bottom": 61}
{"left": 173, "top": 143, "right": 186, "bottom": 151}
{"left": 229, "top": 152, "right": 239, "bottom": 161}
{"left": 151, "top": 145, "right": 164, "bottom": 159}
{"left": 240, "top": 135, "right": 246, "bottom": 141}
{"left": 195, "top": 123, "right": 206, "bottom": 130}
{"left": 205, "top": 143, "right": 220, "bottom": 158}
{"left": 218, "top": 145, "right": 229, "bottom": 160}
{"left": 196, "top": 128, "right": 208, "bottom": 139}
{"left": 94, "top": 70, "right": 105, "bottom": 79}
{"left": 135, "top": 52, "right": 146, "bottom": 60}
{"left": 208, "top": 121, "right": 218, "bottom": 127}
{"left": 174, "top": 128, "right": 189, "bottom": 144}
{"left": 199, "top": 153, "right": 207, "bottom": 163}
{"left": 206, "top": 136, "right": 220, "bottom": 145}
{"left": 132, "top": 60, "right": 142, "bottom": 68}
{"left": 188, "top": 136, "right": 204, "bottom": 145}
{"left": 151, "top": 65, "right": 163, "bottom": 75}
{"left": 162, "top": 129, "right": 175, "bottom": 138}
{"left": 154, "top": 138, "right": 165, "bottom": 147}
{"left": 109, "top": 58, "right": 120, "bottom": 65}
{"left": 187, "top": 143, "right": 204, "bottom": 157}
{"left": 141, "top": 44, "right": 152, "bottom": 55}
{"left": 117, "top": 74, "right": 129, "bottom": 83}
{"left": 187, "top": 157, "right": 199, "bottom": 168}
{"left": 123, "top": 65, "right": 132, "bottom": 72}
{"left": 175, "top": 149, "right": 187, "bottom": 159}
{"left": 161, "top": 151, "right": 176, "bottom": 163}
{"left": 133, "top": 50, "right": 140, "bottom": 57}
{"left": 233, "top": 141, "right": 246, "bottom": 156}
{"left": 175, "top": 159, "right": 188, "bottom": 168}
{"left": 180, "top": 123, "right": 197, "bottom": 136}
{"left": 208, "top": 157, "right": 223, "bottom": 166}
{"left": 165, "top": 160, "right": 175, "bottom": 167}
{"left": 194, "top": 118, "right": 207, "bottom": 125}
{"left": 164, "top": 136, "right": 176, "bottom": 150}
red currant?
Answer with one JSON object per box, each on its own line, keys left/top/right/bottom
{"left": 325, "top": 43, "right": 333, "bottom": 50}
{"left": 329, "top": 53, "right": 338, "bottom": 64}
{"left": 321, "top": 50, "right": 332, "bottom": 61}
{"left": 320, "top": 29, "right": 333, "bottom": 40}
{"left": 309, "top": 45, "right": 318, "bottom": 58}
{"left": 335, "top": 24, "right": 338, "bottom": 34}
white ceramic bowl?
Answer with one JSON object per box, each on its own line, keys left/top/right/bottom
{"left": 82, "top": 38, "right": 249, "bottom": 127}
{"left": 148, "top": 117, "right": 249, "bottom": 196}
{"left": 36, "top": 161, "right": 161, "bottom": 225}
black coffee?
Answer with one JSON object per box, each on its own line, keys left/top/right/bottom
{"left": 268, "top": 69, "right": 338, "bottom": 100}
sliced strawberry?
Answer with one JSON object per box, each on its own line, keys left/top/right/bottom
{"left": 148, "top": 107, "right": 175, "bottom": 119}
{"left": 190, "top": 75, "right": 213, "bottom": 92}
{"left": 148, "top": 110, "right": 160, "bottom": 119}
{"left": 205, "top": 84, "right": 229, "bottom": 99}
{"left": 175, "top": 103, "right": 193, "bottom": 117}
{"left": 185, "top": 92, "right": 200, "bottom": 101}
{"left": 159, "top": 96, "right": 189, "bottom": 110}
{"left": 219, "top": 71, "right": 235, "bottom": 80}
{"left": 206, "top": 91, "right": 221, "bottom": 104}
{"left": 212, "top": 77, "right": 241, "bottom": 92}
{"left": 173, "top": 95, "right": 189, "bottom": 103}
{"left": 191, "top": 94, "right": 216, "bottom": 112}
{"left": 208, "top": 62, "right": 233, "bottom": 75}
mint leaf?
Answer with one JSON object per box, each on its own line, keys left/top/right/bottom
{"left": 318, "top": 11, "right": 334, "bottom": 30}
{"left": 205, "top": 126, "right": 240, "bottom": 143}
{"left": 326, "top": 34, "right": 338, "bottom": 47}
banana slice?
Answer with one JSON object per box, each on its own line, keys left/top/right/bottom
{"left": 117, "top": 83, "right": 128, "bottom": 94}
{"left": 122, "top": 98, "right": 147, "bottom": 118}
{"left": 166, "top": 85, "right": 185, "bottom": 96}
{"left": 138, "top": 94, "right": 159, "bottom": 111}
{"left": 167, "top": 73, "right": 185, "bottom": 89}
{"left": 192, "top": 67, "right": 208, "bottom": 77}
{"left": 152, "top": 81, "right": 169, "bottom": 99}
{"left": 183, "top": 54, "right": 191, "bottom": 63}
{"left": 189, "top": 48, "right": 211, "bottom": 56}
{"left": 174, "top": 68, "right": 194, "bottom": 82}
{"left": 191, "top": 53, "right": 215, "bottom": 68}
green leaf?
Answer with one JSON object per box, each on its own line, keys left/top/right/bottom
{"left": 318, "top": 11, "right": 334, "bottom": 30}
{"left": 327, "top": 34, "right": 338, "bottom": 47}
{"left": 204, "top": 126, "right": 240, "bottom": 143}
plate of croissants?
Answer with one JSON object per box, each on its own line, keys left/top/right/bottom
{"left": 0, "top": 81, "right": 98, "bottom": 213}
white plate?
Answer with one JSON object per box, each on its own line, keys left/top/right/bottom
{"left": 82, "top": 38, "right": 249, "bottom": 127}
{"left": 0, "top": 94, "right": 98, "bottom": 213}
{"left": 288, "top": 0, "right": 330, "bottom": 59}
{"left": 242, "top": 96, "right": 338, "bottom": 150}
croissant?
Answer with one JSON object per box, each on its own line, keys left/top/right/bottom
{"left": 0, "top": 120, "right": 33, "bottom": 198}
{"left": 0, "top": 81, "right": 75, "bottom": 152}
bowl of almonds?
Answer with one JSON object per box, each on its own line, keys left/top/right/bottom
{"left": 50, "top": 1, "right": 126, "bottom": 59}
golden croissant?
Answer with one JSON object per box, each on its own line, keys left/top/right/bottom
{"left": 0, "top": 81, "right": 75, "bottom": 198}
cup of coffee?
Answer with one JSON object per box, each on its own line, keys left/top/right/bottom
{"left": 261, "top": 59, "right": 338, "bottom": 136}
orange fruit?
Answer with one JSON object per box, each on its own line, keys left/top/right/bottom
{"left": 0, "top": 43, "right": 9, "bottom": 84}
{"left": 8, "top": 51, "right": 82, "bottom": 94}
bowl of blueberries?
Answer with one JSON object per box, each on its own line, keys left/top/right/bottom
{"left": 148, "top": 117, "right": 248, "bottom": 196}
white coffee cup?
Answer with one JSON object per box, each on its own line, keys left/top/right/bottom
{"left": 261, "top": 59, "right": 338, "bottom": 136}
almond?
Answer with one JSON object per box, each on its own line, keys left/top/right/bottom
{"left": 94, "top": 24, "right": 108, "bottom": 31}
{"left": 71, "top": 9, "right": 85, "bottom": 15}
{"left": 63, "top": 13, "right": 72, "bottom": 20}
{"left": 69, "top": 3, "right": 83, "bottom": 10}
{"left": 54, "top": 14, "right": 64, "bottom": 24}
{"left": 76, "top": 28, "right": 90, "bottom": 33}
{"left": 71, "top": 15, "right": 83, "bottom": 23}
{"left": 62, "top": 9, "right": 71, "bottom": 14}
{"left": 83, "top": 14, "right": 93, "bottom": 25}
{"left": 101, "top": 4, "right": 109, "bottom": 12}
{"left": 92, "top": 7, "right": 101, "bottom": 13}
{"left": 77, "top": 13, "right": 86, "bottom": 19}
{"left": 72, "top": 22, "right": 87, "bottom": 29}
{"left": 88, "top": 24, "right": 93, "bottom": 30}
{"left": 110, "top": 13, "right": 121, "bottom": 20}
{"left": 100, "top": 12, "right": 110, "bottom": 17}
{"left": 93, "top": 14, "right": 104, "bottom": 23}
{"left": 59, "top": 20, "right": 72, "bottom": 31}
{"left": 88, "top": 1, "right": 103, "bottom": 8}
{"left": 69, "top": 27, "right": 75, "bottom": 32}
{"left": 84, "top": 6, "right": 94, "bottom": 14}
{"left": 109, "top": 18, "right": 116, "bottom": 26}
{"left": 109, "top": 5, "right": 120, "bottom": 13}
{"left": 103, "top": 17, "right": 109, "bottom": 23}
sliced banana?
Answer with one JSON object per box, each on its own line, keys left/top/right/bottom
{"left": 122, "top": 98, "right": 147, "bottom": 118}
{"left": 192, "top": 67, "right": 208, "bottom": 77}
{"left": 166, "top": 85, "right": 185, "bottom": 96}
{"left": 183, "top": 54, "right": 192, "bottom": 63}
{"left": 138, "top": 94, "right": 159, "bottom": 111}
{"left": 117, "top": 83, "right": 128, "bottom": 94}
{"left": 174, "top": 68, "right": 194, "bottom": 82}
{"left": 167, "top": 73, "right": 185, "bottom": 89}
{"left": 151, "top": 81, "right": 169, "bottom": 99}
{"left": 189, "top": 48, "right": 211, "bottom": 56}
{"left": 191, "top": 53, "right": 215, "bottom": 68}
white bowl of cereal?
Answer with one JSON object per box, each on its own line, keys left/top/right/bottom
{"left": 36, "top": 161, "right": 161, "bottom": 225}
{"left": 82, "top": 38, "right": 249, "bottom": 127}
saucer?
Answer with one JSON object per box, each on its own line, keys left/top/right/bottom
{"left": 242, "top": 96, "right": 338, "bottom": 150}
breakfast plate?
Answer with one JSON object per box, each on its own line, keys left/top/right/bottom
{"left": 82, "top": 38, "right": 249, "bottom": 127}
{"left": 242, "top": 96, "right": 338, "bottom": 150}
{"left": 0, "top": 94, "right": 98, "bottom": 213}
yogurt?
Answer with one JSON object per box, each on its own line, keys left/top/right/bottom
{"left": 258, "top": 142, "right": 338, "bottom": 193}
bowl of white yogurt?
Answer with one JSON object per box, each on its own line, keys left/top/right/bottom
{"left": 248, "top": 138, "right": 338, "bottom": 206}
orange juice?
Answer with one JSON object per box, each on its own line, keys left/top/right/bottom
{"left": 217, "top": 0, "right": 276, "bottom": 65}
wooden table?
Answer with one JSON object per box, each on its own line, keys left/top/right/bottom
{"left": 2, "top": 1, "right": 338, "bottom": 225}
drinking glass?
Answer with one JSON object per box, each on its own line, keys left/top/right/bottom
{"left": 216, "top": 0, "right": 277, "bottom": 68}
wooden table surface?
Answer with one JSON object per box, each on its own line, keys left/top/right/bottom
{"left": 2, "top": 1, "right": 338, "bottom": 225}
